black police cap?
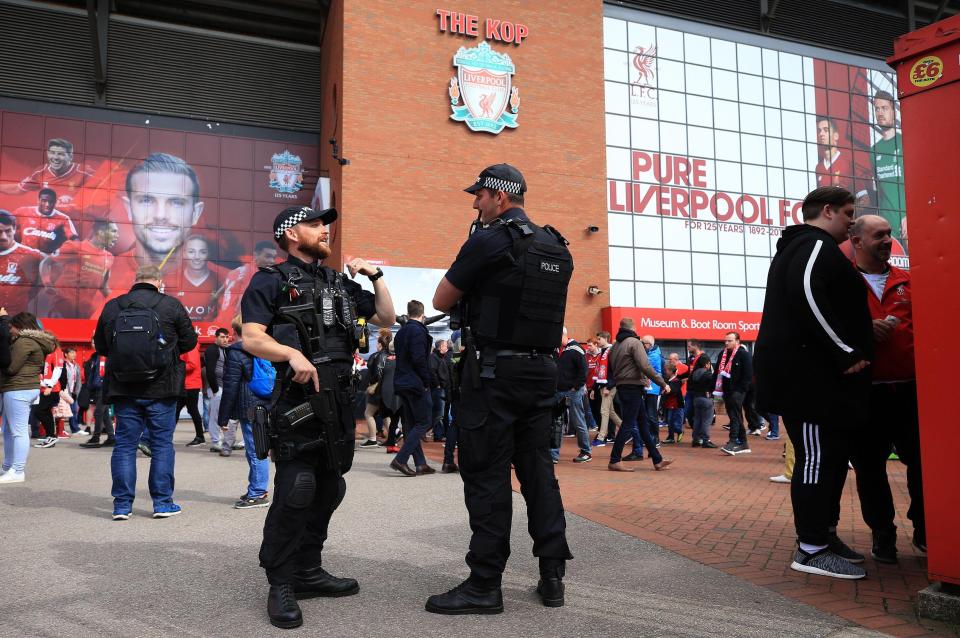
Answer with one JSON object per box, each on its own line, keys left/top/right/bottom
{"left": 272, "top": 206, "right": 338, "bottom": 241}
{"left": 464, "top": 164, "right": 527, "bottom": 196}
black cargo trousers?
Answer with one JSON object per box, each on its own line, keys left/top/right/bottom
{"left": 259, "top": 362, "right": 356, "bottom": 585}
{"left": 456, "top": 353, "right": 573, "bottom": 586}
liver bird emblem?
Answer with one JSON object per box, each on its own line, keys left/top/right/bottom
{"left": 633, "top": 45, "right": 657, "bottom": 85}
{"left": 478, "top": 92, "right": 496, "bottom": 118}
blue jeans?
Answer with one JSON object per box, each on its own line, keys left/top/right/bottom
{"left": 643, "top": 393, "right": 660, "bottom": 443}
{"left": 111, "top": 397, "right": 178, "bottom": 513}
{"left": 443, "top": 402, "right": 458, "bottom": 465}
{"left": 583, "top": 390, "right": 597, "bottom": 429}
{"left": 430, "top": 387, "right": 446, "bottom": 440}
{"left": 69, "top": 400, "right": 81, "bottom": 433}
{"left": 609, "top": 385, "right": 661, "bottom": 465}
{"left": 2, "top": 389, "right": 39, "bottom": 473}
{"left": 240, "top": 420, "right": 269, "bottom": 498}
{"left": 556, "top": 387, "right": 590, "bottom": 458}
{"left": 766, "top": 413, "right": 780, "bottom": 437}
{"left": 666, "top": 408, "right": 684, "bottom": 437}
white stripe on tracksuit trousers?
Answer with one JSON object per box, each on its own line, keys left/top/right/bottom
{"left": 783, "top": 417, "right": 852, "bottom": 546}
{"left": 801, "top": 422, "right": 821, "bottom": 485}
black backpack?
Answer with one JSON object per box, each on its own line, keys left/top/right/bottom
{"left": 109, "top": 295, "right": 172, "bottom": 383}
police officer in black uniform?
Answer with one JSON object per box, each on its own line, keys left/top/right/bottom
{"left": 240, "top": 205, "right": 395, "bottom": 629}
{"left": 429, "top": 164, "right": 574, "bottom": 614}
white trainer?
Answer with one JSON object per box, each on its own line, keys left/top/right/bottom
{"left": 0, "top": 470, "right": 26, "bottom": 483}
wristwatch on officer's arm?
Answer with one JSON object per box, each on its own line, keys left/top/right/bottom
{"left": 367, "top": 267, "right": 384, "bottom": 282}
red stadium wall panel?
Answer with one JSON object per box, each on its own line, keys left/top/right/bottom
{"left": 0, "top": 105, "right": 320, "bottom": 343}
{"left": 889, "top": 14, "right": 960, "bottom": 587}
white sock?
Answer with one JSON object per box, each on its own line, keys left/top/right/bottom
{"left": 800, "top": 542, "right": 828, "bottom": 554}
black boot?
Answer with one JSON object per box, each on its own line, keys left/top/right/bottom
{"left": 536, "top": 576, "right": 565, "bottom": 607}
{"left": 537, "top": 563, "right": 565, "bottom": 607}
{"left": 293, "top": 565, "right": 359, "bottom": 599}
{"left": 79, "top": 437, "right": 102, "bottom": 448}
{"left": 871, "top": 529, "right": 898, "bottom": 564}
{"left": 425, "top": 577, "right": 503, "bottom": 615}
{"left": 267, "top": 584, "right": 302, "bottom": 629}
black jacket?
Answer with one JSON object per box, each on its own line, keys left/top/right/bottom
{"left": 754, "top": 224, "right": 873, "bottom": 423}
{"left": 713, "top": 346, "right": 753, "bottom": 395}
{"left": 556, "top": 339, "right": 587, "bottom": 391}
{"left": 204, "top": 345, "right": 225, "bottom": 394}
{"left": 688, "top": 368, "right": 715, "bottom": 396}
{"left": 94, "top": 283, "right": 197, "bottom": 400}
{"left": 429, "top": 350, "right": 452, "bottom": 390}
{"left": 218, "top": 340, "right": 266, "bottom": 426}
{"left": 393, "top": 319, "right": 433, "bottom": 394}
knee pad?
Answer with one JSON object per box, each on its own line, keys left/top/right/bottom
{"left": 287, "top": 471, "right": 316, "bottom": 509}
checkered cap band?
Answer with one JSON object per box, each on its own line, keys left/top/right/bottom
{"left": 478, "top": 175, "right": 523, "bottom": 195}
{"left": 274, "top": 207, "right": 312, "bottom": 239}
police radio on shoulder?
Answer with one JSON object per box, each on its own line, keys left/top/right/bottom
{"left": 367, "top": 267, "right": 384, "bottom": 282}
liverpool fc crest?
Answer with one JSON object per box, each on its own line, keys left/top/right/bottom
{"left": 448, "top": 41, "right": 520, "bottom": 134}
{"left": 268, "top": 150, "right": 304, "bottom": 194}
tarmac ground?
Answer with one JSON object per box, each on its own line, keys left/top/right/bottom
{"left": 0, "top": 421, "right": 899, "bottom": 638}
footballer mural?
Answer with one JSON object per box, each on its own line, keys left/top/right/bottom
{"left": 0, "top": 109, "right": 319, "bottom": 327}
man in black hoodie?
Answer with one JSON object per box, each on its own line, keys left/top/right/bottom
{"left": 555, "top": 327, "right": 591, "bottom": 463}
{"left": 754, "top": 186, "right": 873, "bottom": 580}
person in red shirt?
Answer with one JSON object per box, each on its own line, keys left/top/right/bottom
{"left": 37, "top": 219, "right": 119, "bottom": 318}
{"left": 0, "top": 211, "right": 43, "bottom": 313}
{"left": 178, "top": 343, "right": 206, "bottom": 446}
{"left": 590, "top": 331, "right": 622, "bottom": 446}
{"left": 106, "top": 153, "right": 205, "bottom": 297}
{"left": 662, "top": 353, "right": 689, "bottom": 444}
{"left": 848, "top": 214, "right": 924, "bottom": 562}
{"left": 12, "top": 188, "right": 78, "bottom": 254}
{"left": 0, "top": 139, "right": 94, "bottom": 217}
{"left": 213, "top": 240, "right": 278, "bottom": 326}
{"left": 174, "top": 234, "right": 227, "bottom": 323}
{"left": 814, "top": 117, "right": 855, "bottom": 191}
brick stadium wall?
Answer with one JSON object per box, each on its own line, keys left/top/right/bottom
{"left": 335, "top": 0, "right": 609, "bottom": 338}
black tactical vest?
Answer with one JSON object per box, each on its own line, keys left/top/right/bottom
{"left": 466, "top": 218, "right": 573, "bottom": 350}
{"left": 263, "top": 261, "right": 359, "bottom": 364}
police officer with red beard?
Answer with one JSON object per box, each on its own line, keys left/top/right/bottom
{"left": 240, "top": 205, "right": 395, "bottom": 629}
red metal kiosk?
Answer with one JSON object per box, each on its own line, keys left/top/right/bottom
{"left": 889, "top": 14, "right": 960, "bottom": 618}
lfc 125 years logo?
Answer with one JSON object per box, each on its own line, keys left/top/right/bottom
{"left": 268, "top": 149, "right": 304, "bottom": 197}
{"left": 448, "top": 41, "right": 520, "bottom": 134}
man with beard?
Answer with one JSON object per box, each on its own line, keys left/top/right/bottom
{"left": 176, "top": 234, "right": 227, "bottom": 322}
{"left": 12, "top": 188, "right": 79, "bottom": 254}
{"left": 848, "top": 214, "right": 923, "bottom": 562}
{"left": 240, "top": 205, "right": 395, "bottom": 629}
{"left": 870, "top": 91, "right": 906, "bottom": 243}
{"left": 38, "top": 219, "right": 119, "bottom": 318}
{"left": 814, "top": 117, "right": 854, "bottom": 191}
{"left": 108, "top": 153, "right": 204, "bottom": 294}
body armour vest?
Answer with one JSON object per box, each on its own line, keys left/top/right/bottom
{"left": 262, "top": 262, "right": 358, "bottom": 364}
{"left": 467, "top": 218, "right": 573, "bottom": 350}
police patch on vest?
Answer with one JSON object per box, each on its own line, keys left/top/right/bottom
{"left": 540, "top": 260, "right": 560, "bottom": 274}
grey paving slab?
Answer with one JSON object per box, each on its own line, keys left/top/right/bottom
{"left": 0, "top": 423, "right": 888, "bottom": 637}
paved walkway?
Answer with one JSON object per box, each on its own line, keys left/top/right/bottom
{"left": 0, "top": 422, "right": 896, "bottom": 638}
{"left": 420, "top": 418, "right": 952, "bottom": 638}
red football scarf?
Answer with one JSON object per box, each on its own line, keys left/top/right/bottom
{"left": 713, "top": 347, "right": 737, "bottom": 397}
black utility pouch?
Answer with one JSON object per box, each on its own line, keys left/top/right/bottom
{"left": 252, "top": 404, "right": 272, "bottom": 460}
